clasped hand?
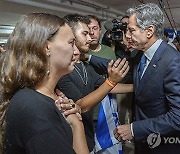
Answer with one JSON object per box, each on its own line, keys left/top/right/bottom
{"left": 114, "top": 124, "right": 133, "bottom": 142}
{"left": 55, "top": 89, "right": 82, "bottom": 123}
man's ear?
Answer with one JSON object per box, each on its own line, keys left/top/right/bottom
{"left": 146, "top": 25, "right": 155, "bottom": 39}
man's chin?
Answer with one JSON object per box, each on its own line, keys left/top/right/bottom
{"left": 131, "top": 42, "right": 139, "bottom": 50}
{"left": 90, "top": 40, "right": 98, "bottom": 45}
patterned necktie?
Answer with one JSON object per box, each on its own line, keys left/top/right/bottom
{"left": 139, "top": 54, "right": 147, "bottom": 80}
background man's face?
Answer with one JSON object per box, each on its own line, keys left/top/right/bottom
{"left": 73, "top": 44, "right": 81, "bottom": 62}
{"left": 73, "top": 22, "right": 92, "bottom": 53}
{"left": 88, "top": 18, "right": 101, "bottom": 45}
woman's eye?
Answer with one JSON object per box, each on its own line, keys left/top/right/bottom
{"left": 69, "top": 40, "right": 75, "bottom": 46}
{"left": 83, "top": 33, "right": 87, "bottom": 36}
{"left": 82, "top": 31, "right": 88, "bottom": 36}
{"left": 71, "top": 42, "right": 75, "bottom": 46}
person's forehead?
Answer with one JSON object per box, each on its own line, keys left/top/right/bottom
{"left": 129, "top": 14, "right": 136, "bottom": 22}
{"left": 75, "top": 22, "right": 89, "bottom": 32}
{"left": 89, "top": 18, "right": 98, "bottom": 25}
{"left": 128, "top": 15, "right": 137, "bottom": 27}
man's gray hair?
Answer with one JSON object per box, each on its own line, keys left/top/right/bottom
{"left": 127, "top": 3, "right": 164, "bottom": 38}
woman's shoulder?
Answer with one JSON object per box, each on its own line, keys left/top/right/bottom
{"left": 9, "top": 88, "right": 52, "bottom": 112}
{"left": 7, "top": 88, "right": 58, "bottom": 125}
{"left": 11, "top": 88, "right": 39, "bottom": 103}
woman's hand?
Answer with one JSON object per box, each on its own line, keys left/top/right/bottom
{"left": 108, "top": 58, "right": 129, "bottom": 84}
{"left": 55, "top": 89, "right": 82, "bottom": 121}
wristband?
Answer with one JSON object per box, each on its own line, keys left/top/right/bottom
{"left": 105, "top": 78, "right": 117, "bottom": 88}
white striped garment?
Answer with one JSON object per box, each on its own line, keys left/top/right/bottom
{"left": 94, "top": 94, "right": 123, "bottom": 154}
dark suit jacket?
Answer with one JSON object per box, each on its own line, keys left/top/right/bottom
{"left": 90, "top": 51, "right": 140, "bottom": 83}
{"left": 90, "top": 55, "right": 110, "bottom": 75}
{"left": 133, "top": 41, "right": 180, "bottom": 153}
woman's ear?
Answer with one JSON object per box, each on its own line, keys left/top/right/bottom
{"left": 45, "top": 42, "right": 51, "bottom": 56}
{"left": 146, "top": 25, "right": 155, "bottom": 39}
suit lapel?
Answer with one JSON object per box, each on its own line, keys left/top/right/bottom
{"left": 136, "top": 41, "right": 168, "bottom": 97}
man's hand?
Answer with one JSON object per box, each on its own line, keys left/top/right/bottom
{"left": 114, "top": 124, "right": 133, "bottom": 142}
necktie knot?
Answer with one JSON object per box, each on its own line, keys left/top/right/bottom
{"left": 139, "top": 54, "right": 147, "bottom": 79}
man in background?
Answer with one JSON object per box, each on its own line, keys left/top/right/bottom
{"left": 88, "top": 15, "right": 116, "bottom": 61}
{"left": 173, "top": 35, "right": 180, "bottom": 51}
{"left": 164, "top": 31, "right": 177, "bottom": 50}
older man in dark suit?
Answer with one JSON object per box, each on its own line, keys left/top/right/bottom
{"left": 113, "top": 3, "right": 180, "bottom": 154}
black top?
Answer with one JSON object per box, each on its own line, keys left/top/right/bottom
{"left": 57, "top": 62, "right": 105, "bottom": 151}
{"left": 5, "top": 88, "right": 75, "bottom": 154}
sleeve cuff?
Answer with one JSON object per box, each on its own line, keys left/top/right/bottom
{"left": 130, "top": 123, "right": 134, "bottom": 137}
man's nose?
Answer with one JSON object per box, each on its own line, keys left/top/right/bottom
{"left": 89, "top": 28, "right": 94, "bottom": 35}
{"left": 73, "top": 44, "right": 80, "bottom": 54}
{"left": 87, "top": 34, "right": 92, "bottom": 43}
{"left": 126, "top": 29, "right": 131, "bottom": 39}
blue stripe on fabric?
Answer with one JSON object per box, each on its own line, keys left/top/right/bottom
{"left": 94, "top": 94, "right": 123, "bottom": 153}
{"left": 95, "top": 102, "right": 113, "bottom": 149}
{"left": 108, "top": 94, "right": 120, "bottom": 126}
{"left": 113, "top": 113, "right": 119, "bottom": 126}
{"left": 119, "top": 149, "right": 123, "bottom": 154}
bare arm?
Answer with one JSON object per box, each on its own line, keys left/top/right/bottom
{"left": 76, "top": 81, "right": 113, "bottom": 112}
{"left": 55, "top": 95, "right": 89, "bottom": 154}
{"left": 76, "top": 58, "right": 129, "bottom": 112}
{"left": 69, "top": 115, "right": 89, "bottom": 154}
{"left": 56, "top": 58, "right": 130, "bottom": 113}
{"left": 110, "top": 83, "right": 134, "bottom": 94}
